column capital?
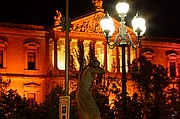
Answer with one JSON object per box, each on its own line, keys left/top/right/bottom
{"left": 102, "top": 41, "right": 107, "bottom": 45}
{"left": 78, "top": 39, "right": 84, "bottom": 43}
{"left": 54, "top": 37, "right": 59, "bottom": 42}
{"left": 90, "top": 40, "right": 96, "bottom": 44}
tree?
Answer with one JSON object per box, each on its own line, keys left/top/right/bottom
{"left": 110, "top": 82, "right": 144, "bottom": 119}
{"left": 131, "top": 56, "right": 172, "bottom": 119}
{"left": 42, "top": 85, "right": 64, "bottom": 119}
{"left": 165, "top": 78, "right": 180, "bottom": 118}
{"left": 0, "top": 89, "right": 42, "bottom": 119}
{"left": 0, "top": 89, "right": 28, "bottom": 118}
{"left": 91, "top": 84, "right": 113, "bottom": 119}
{"left": 77, "top": 39, "right": 87, "bottom": 71}
{"left": 69, "top": 91, "right": 78, "bottom": 119}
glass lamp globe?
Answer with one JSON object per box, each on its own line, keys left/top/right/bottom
{"left": 132, "top": 13, "right": 146, "bottom": 36}
{"left": 116, "top": 2, "right": 129, "bottom": 15}
{"left": 100, "top": 13, "right": 115, "bottom": 37}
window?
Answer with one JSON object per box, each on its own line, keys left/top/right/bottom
{"left": 166, "top": 50, "right": 179, "bottom": 78}
{"left": 27, "top": 93, "right": 36, "bottom": 107}
{"left": 0, "top": 50, "right": 3, "bottom": 68}
{"left": 141, "top": 47, "right": 154, "bottom": 62}
{"left": 0, "top": 38, "right": 8, "bottom": 69}
{"left": 23, "top": 82, "right": 41, "bottom": 106}
{"left": 169, "top": 62, "right": 176, "bottom": 77}
{"left": 24, "top": 41, "right": 40, "bottom": 70}
{"left": 28, "top": 52, "right": 36, "bottom": 70}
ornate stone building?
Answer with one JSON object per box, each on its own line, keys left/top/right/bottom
{"left": 0, "top": 0, "right": 179, "bottom": 105}
{"left": 0, "top": 22, "right": 48, "bottom": 104}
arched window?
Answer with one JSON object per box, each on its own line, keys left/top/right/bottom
{"left": 166, "top": 50, "right": 179, "bottom": 78}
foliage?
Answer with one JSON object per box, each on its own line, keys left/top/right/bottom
{"left": 41, "top": 85, "right": 64, "bottom": 119}
{"left": 68, "top": 83, "right": 113, "bottom": 119}
{"left": 0, "top": 89, "right": 44, "bottom": 119}
{"left": 69, "top": 39, "right": 87, "bottom": 81}
{"left": 110, "top": 82, "right": 144, "bottom": 119}
{"left": 165, "top": 78, "right": 180, "bottom": 118}
{"left": 89, "top": 42, "right": 95, "bottom": 62}
{"left": 0, "top": 89, "right": 28, "bottom": 119}
{"left": 69, "top": 91, "right": 78, "bottom": 119}
{"left": 91, "top": 85, "right": 113, "bottom": 119}
{"left": 131, "top": 56, "right": 180, "bottom": 119}
{"left": 76, "top": 39, "right": 87, "bottom": 71}
{"left": 41, "top": 83, "right": 112, "bottom": 119}
{"left": 69, "top": 54, "right": 79, "bottom": 80}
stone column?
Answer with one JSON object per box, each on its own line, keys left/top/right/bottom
{"left": 54, "top": 37, "right": 58, "bottom": 70}
{"left": 48, "top": 39, "right": 53, "bottom": 67}
{"left": 77, "top": 39, "right": 84, "bottom": 71}
{"left": 53, "top": 36, "right": 60, "bottom": 76}
{"left": 89, "top": 41, "right": 96, "bottom": 61}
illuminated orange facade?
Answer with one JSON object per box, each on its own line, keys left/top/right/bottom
{"left": 0, "top": 23, "right": 48, "bottom": 103}
{"left": 0, "top": 1, "right": 180, "bottom": 104}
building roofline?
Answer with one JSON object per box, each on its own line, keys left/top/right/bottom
{"left": 71, "top": 10, "right": 104, "bottom": 21}
{"left": 144, "top": 36, "right": 180, "bottom": 43}
{"left": 0, "top": 22, "right": 45, "bottom": 31}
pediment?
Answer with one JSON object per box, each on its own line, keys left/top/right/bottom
{"left": 0, "top": 36, "right": 8, "bottom": 45}
{"left": 24, "top": 41, "right": 40, "bottom": 50}
{"left": 70, "top": 11, "right": 135, "bottom": 38}
{"left": 71, "top": 11, "right": 105, "bottom": 34}
{"left": 0, "top": 36, "right": 8, "bottom": 43}
{"left": 0, "top": 39, "right": 8, "bottom": 48}
{"left": 166, "top": 50, "right": 178, "bottom": 56}
{"left": 23, "top": 82, "right": 41, "bottom": 87}
{"left": 24, "top": 42, "right": 40, "bottom": 47}
{"left": 53, "top": 10, "right": 136, "bottom": 41}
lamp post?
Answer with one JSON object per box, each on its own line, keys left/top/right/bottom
{"left": 65, "top": 0, "right": 69, "bottom": 96}
{"left": 100, "top": 2, "right": 146, "bottom": 118}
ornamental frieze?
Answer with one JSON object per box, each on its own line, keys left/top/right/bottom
{"left": 71, "top": 12, "right": 104, "bottom": 34}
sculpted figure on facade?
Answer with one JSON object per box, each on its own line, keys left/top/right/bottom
{"left": 92, "top": 0, "right": 103, "bottom": 11}
{"left": 76, "top": 59, "right": 106, "bottom": 119}
{"left": 54, "top": 10, "right": 62, "bottom": 27}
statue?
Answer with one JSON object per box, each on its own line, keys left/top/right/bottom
{"left": 92, "top": 0, "right": 103, "bottom": 11}
{"left": 76, "top": 59, "right": 106, "bottom": 119}
{"left": 54, "top": 10, "right": 62, "bottom": 27}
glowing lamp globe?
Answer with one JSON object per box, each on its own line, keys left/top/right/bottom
{"left": 116, "top": 2, "right": 129, "bottom": 15}
{"left": 132, "top": 13, "right": 146, "bottom": 36}
{"left": 100, "top": 13, "right": 115, "bottom": 37}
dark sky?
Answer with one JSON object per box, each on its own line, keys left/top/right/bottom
{"left": 0, "top": 0, "right": 180, "bottom": 38}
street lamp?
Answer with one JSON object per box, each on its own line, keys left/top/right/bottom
{"left": 100, "top": 1, "right": 146, "bottom": 118}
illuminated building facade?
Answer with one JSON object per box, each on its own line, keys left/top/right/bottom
{"left": 0, "top": 23, "right": 48, "bottom": 104}
{"left": 0, "top": 0, "right": 179, "bottom": 105}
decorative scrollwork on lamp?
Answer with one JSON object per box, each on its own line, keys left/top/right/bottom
{"left": 100, "top": 2, "right": 146, "bottom": 49}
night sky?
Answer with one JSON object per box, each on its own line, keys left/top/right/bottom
{"left": 0, "top": 0, "right": 180, "bottom": 38}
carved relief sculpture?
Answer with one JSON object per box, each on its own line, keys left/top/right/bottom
{"left": 72, "top": 14, "right": 104, "bottom": 33}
